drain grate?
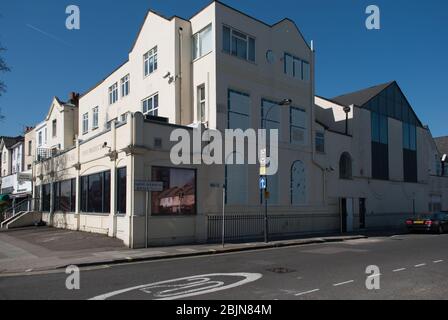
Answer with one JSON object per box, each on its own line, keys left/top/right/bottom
{"left": 266, "top": 267, "right": 296, "bottom": 274}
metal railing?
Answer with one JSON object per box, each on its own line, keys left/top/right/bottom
{"left": 1, "top": 198, "right": 34, "bottom": 222}
{"left": 207, "top": 213, "right": 337, "bottom": 243}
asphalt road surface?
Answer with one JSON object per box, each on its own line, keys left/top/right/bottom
{"left": 1, "top": 233, "right": 448, "bottom": 300}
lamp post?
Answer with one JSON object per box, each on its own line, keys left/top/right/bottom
{"left": 261, "top": 98, "right": 292, "bottom": 243}
{"left": 343, "top": 105, "right": 351, "bottom": 135}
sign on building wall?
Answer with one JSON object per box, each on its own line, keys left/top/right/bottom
{"left": 134, "top": 180, "right": 164, "bottom": 192}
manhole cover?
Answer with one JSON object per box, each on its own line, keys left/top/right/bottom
{"left": 266, "top": 267, "right": 296, "bottom": 274}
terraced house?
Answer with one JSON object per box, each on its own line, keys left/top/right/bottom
{"left": 3, "top": 1, "right": 447, "bottom": 248}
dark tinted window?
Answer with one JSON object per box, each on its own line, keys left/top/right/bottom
{"left": 80, "top": 171, "right": 111, "bottom": 214}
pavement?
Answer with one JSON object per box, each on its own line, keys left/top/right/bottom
{"left": 0, "top": 232, "right": 447, "bottom": 300}
{"left": 0, "top": 226, "right": 371, "bottom": 275}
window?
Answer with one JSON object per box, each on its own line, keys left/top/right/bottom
{"left": 52, "top": 119, "right": 57, "bottom": 138}
{"left": 291, "top": 160, "right": 306, "bottom": 205}
{"left": 142, "top": 93, "right": 159, "bottom": 116}
{"left": 339, "top": 152, "right": 353, "bottom": 180}
{"left": 403, "top": 122, "right": 416, "bottom": 151}
{"left": 28, "top": 141, "right": 32, "bottom": 156}
{"left": 193, "top": 24, "right": 212, "bottom": 60}
{"left": 108, "top": 83, "right": 118, "bottom": 105}
{"left": 223, "top": 26, "right": 255, "bottom": 62}
{"left": 435, "top": 155, "right": 442, "bottom": 176}
{"left": 290, "top": 107, "right": 307, "bottom": 145}
{"left": 38, "top": 131, "right": 42, "bottom": 146}
{"left": 53, "top": 179, "right": 76, "bottom": 212}
{"left": 82, "top": 113, "right": 89, "bottom": 134}
{"left": 197, "top": 85, "right": 206, "bottom": 122}
{"left": 92, "top": 107, "right": 99, "bottom": 129}
{"left": 284, "top": 53, "right": 310, "bottom": 81}
{"left": 144, "top": 46, "right": 158, "bottom": 77}
{"left": 120, "top": 113, "right": 128, "bottom": 123}
{"left": 151, "top": 167, "right": 196, "bottom": 215}
{"left": 116, "top": 167, "right": 127, "bottom": 214}
{"left": 226, "top": 90, "right": 250, "bottom": 205}
{"left": 403, "top": 122, "right": 417, "bottom": 182}
{"left": 42, "top": 184, "right": 51, "bottom": 212}
{"left": 315, "top": 132, "right": 325, "bottom": 153}
{"left": 371, "top": 111, "right": 389, "bottom": 180}
{"left": 80, "top": 170, "right": 111, "bottom": 214}
{"left": 121, "top": 74, "right": 130, "bottom": 97}
{"left": 44, "top": 128, "right": 47, "bottom": 143}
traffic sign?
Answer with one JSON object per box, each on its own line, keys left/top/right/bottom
{"left": 259, "top": 176, "right": 267, "bottom": 190}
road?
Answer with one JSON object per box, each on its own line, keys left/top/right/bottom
{"left": 1, "top": 233, "right": 448, "bottom": 300}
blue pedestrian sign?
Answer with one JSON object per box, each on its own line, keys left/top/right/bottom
{"left": 259, "top": 176, "right": 267, "bottom": 190}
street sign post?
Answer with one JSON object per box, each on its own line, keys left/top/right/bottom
{"left": 259, "top": 176, "right": 267, "bottom": 190}
{"left": 134, "top": 181, "right": 164, "bottom": 248}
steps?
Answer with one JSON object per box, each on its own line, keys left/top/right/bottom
{"left": 0, "top": 211, "right": 42, "bottom": 229}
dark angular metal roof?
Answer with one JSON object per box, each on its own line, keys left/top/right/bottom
{"left": 0, "top": 136, "right": 24, "bottom": 149}
{"left": 331, "top": 81, "right": 394, "bottom": 107}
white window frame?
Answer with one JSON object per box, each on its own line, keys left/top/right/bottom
{"left": 38, "top": 131, "right": 42, "bottom": 147}
{"left": 120, "top": 74, "right": 130, "bottom": 97}
{"left": 223, "top": 25, "right": 255, "bottom": 62}
{"left": 193, "top": 24, "right": 212, "bottom": 60}
{"left": 92, "top": 107, "right": 99, "bottom": 129}
{"left": 144, "top": 46, "right": 158, "bottom": 77}
{"left": 82, "top": 113, "right": 89, "bottom": 135}
{"left": 142, "top": 93, "right": 159, "bottom": 116}
{"left": 109, "top": 83, "right": 118, "bottom": 105}
{"left": 197, "top": 84, "right": 206, "bottom": 123}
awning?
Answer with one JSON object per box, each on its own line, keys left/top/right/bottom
{"left": 0, "top": 194, "right": 10, "bottom": 202}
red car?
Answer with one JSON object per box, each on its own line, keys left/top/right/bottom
{"left": 406, "top": 213, "right": 448, "bottom": 234}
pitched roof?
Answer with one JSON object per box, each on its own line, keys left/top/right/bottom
{"left": 0, "top": 136, "right": 24, "bottom": 149}
{"left": 435, "top": 136, "right": 448, "bottom": 155}
{"left": 331, "top": 81, "right": 394, "bottom": 107}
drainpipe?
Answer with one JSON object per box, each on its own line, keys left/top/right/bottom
{"left": 178, "top": 27, "right": 183, "bottom": 125}
{"left": 309, "top": 42, "right": 327, "bottom": 204}
{"left": 129, "top": 113, "right": 135, "bottom": 248}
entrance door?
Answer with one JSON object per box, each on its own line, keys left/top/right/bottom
{"left": 340, "top": 198, "right": 354, "bottom": 233}
{"left": 359, "top": 198, "right": 366, "bottom": 229}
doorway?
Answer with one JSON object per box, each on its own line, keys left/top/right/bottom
{"left": 340, "top": 198, "right": 354, "bottom": 233}
{"left": 359, "top": 198, "right": 366, "bottom": 229}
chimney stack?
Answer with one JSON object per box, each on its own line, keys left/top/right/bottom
{"left": 69, "top": 92, "right": 80, "bottom": 106}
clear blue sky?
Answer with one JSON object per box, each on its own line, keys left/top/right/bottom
{"left": 0, "top": 0, "right": 447, "bottom": 137}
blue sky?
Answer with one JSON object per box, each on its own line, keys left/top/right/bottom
{"left": 0, "top": 0, "right": 447, "bottom": 137}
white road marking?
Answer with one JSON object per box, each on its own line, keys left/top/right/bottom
{"left": 295, "top": 289, "right": 320, "bottom": 296}
{"left": 433, "top": 260, "right": 444, "bottom": 264}
{"left": 90, "top": 273, "right": 262, "bottom": 300}
{"left": 366, "top": 273, "right": 382, "bottom": 279}
{"left": 393, "top": 268, "right": 406, "bottom": 272}
{"left": 333, "top": 280, "right": 354, "bottom": 287}
{"left": 414, "top": 263, "right": 426, "bottom": 268}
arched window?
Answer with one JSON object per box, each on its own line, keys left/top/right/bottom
{"left": 339, "top": 152, "right": 353, "bottom": 179}
{"left": 291, "top": 160, "right": 306, "bottom": 205}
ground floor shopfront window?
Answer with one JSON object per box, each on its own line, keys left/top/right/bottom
{"left": 80, "top": 170, "right": 111, "bottom": 214}
{"left": 151, "top": 167, "right": 196, "bottom": 215}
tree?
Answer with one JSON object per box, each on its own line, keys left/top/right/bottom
{"left": 0, "top": 43, "right": 10, "bottom": 121}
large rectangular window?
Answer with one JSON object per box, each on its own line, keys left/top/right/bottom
{"left": 371, "top": 111, "right": 389, "bottom": 180}
{"left": 226, "top": 90, "right": 250, "bottom": 205}
{"left": 80, "top": 170, "right": 111, "bottom": 214}
{"left": 144, "top": 46, "right": 158, "bottom": 77}
{"left": 53, "top": 179, "right": 76, "bottom": 212}
{"left": 120, "top": 74, "right": 130, "bottom": 97}
{"left": 223, "top": 26, "right": 255, "bottom": 62}
{"left": 193, "top": 24, "right": 212, "bottom": 60}
{"left": 290, "top": 107, "right": 307, "bottom": 145}
{"left": 284, "top": 53, "right": 310, "bottom": 81}
{"left": 116, "top": 167, "right": 127, "bottom": 214}
{"left": 142, "top": 93, "right": 159, "bottom": 116}
{"left": 109, "top": 83, "right": 118, "bottom": 105}
{"left": 151, "top": 167, "right": 196, "bottom": 215}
